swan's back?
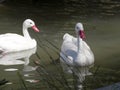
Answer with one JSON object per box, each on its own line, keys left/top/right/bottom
{"left": 0, "top": 33, "right": 36, "bottom": 53}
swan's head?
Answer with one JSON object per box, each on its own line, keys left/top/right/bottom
{"left": 75, "top": 23, "right": 85, "bottom": 39}
{"left": 23, "top": 19, "right": 40, "bottom": 32}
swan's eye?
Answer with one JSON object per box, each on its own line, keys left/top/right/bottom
{"left": 30, "top": 22, "right": 32, "bottom": 24}
{"left": 76, "top": 27, "right": 79, "bottom": 30}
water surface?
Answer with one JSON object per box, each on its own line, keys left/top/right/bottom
{"left": 0, "top": 0, "right": 120, "bottom": 89}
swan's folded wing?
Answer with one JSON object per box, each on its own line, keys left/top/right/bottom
{"left": 63, "top": 33, "right": 74, "bottom": 42}
{"left": 61, "top": 39, "right": 77, "bottom": 62}
{"left": 82, "top": 41, "right": 90, "bottom": 50}
{"left": 0, "top": 34, "right": 36, "bottom": 52}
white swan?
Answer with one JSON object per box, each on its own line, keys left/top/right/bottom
{"left": 0, "top": 19, "right": 40, "bottom": 54}
{"left": 60, "top": 23, "right": 94, "bottom": 89}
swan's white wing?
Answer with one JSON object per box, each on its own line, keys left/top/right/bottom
{"left": 61, "top": 35, "right": 78, "bottom": 65}
{"left": 82, "top": 41, "right": 90, "bottom": 50}
{"left": 63, "top": 33, "right": 77, "bottom": 45}
{"left": 82, "top": 41, "right": 94, "bottom": 65}
{"left": 82, "top": 41, "right": 94, "bottom": 58}
{"left": 63, "top": 33, "right": 74, "bottom": 42}
{"left": 0, "top": 33, "right": 36, "bottom": 52}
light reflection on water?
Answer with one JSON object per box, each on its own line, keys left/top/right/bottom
{"left": 0, "top": 48, "right": 36, "bottom": 66}
{"left": 0, "top": 0, "right": 120, "bottom": 89}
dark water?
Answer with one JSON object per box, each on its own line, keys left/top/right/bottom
{"left": 0, "top": 0, "right": 120, "bottom": 89}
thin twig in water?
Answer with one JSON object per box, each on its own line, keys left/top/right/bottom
{"left": 17, "top": 71, "right": 28, "bottom": 90}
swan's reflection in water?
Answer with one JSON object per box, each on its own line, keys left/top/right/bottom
{"left": 0, "top": 48, "right": 37, "bottom": 72}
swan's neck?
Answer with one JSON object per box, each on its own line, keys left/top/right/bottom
{"left": 23, "top": 25, "right": 32, "bottom": 40}
{"left": 77, "top": 34, "right": 83, "bottom": 53}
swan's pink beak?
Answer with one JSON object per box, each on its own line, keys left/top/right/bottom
{"left": 32, "top": 25, "right": 40, "bottom": 32}
{"left": 79, "top": 30, "right": 86, "bottom": 39}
